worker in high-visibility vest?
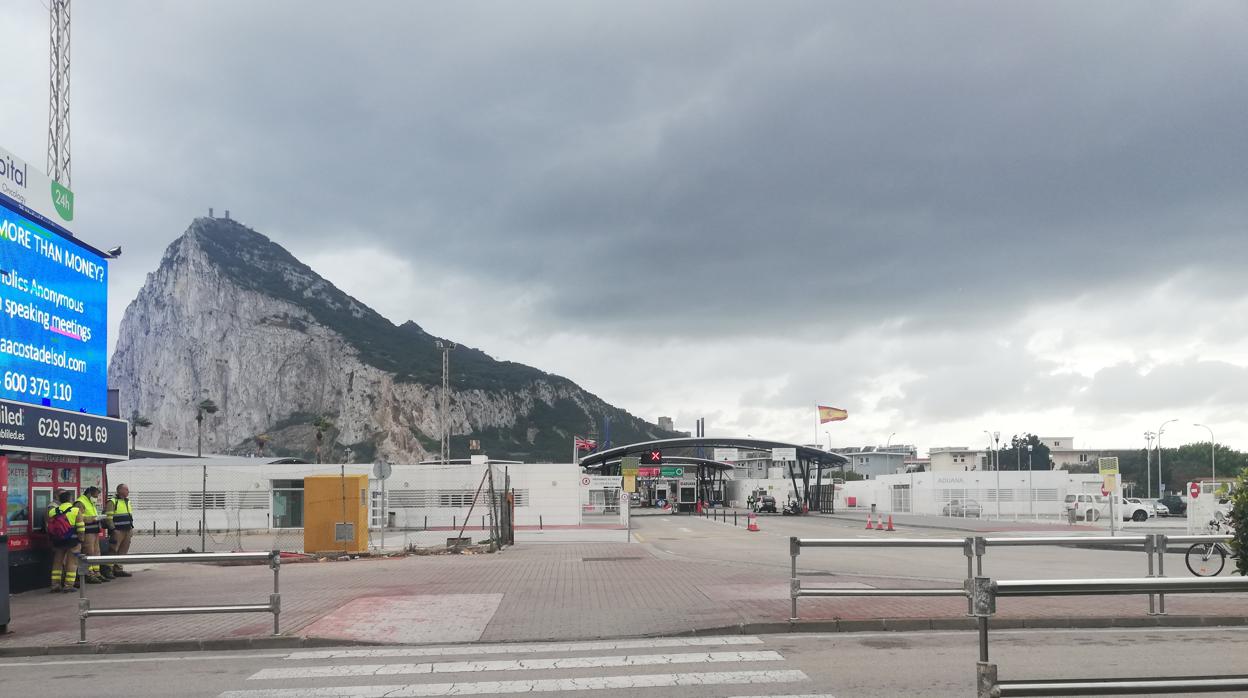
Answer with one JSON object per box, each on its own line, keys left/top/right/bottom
{"left": 47, "top": 490, "right": 82, "bottom": 592}
{"left": 75, "top": 486, "right": 109, "bottom": 584}
{"left": 104, "top": 484, "right": 135, "bottom": 578}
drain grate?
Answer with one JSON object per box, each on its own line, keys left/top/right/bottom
{"left": 582, "top": 557, "right": 645, "bottom": 562}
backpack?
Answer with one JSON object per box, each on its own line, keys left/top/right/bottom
{"left": 47, "top": 506, "right": 75, "bottom": 541}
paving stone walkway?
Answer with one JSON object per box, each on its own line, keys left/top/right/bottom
{"left": 4, "top": 541, "right": 1246, "bottom": 653}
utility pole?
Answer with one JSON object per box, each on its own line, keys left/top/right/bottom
{"left": 1157, "top": 419, "right": 1177, "bottom": 500}
{"left": 993, "top": 431, "right": 1001, "bottom": 518}
{"left": 47, "top": 0, "right": 71, "bottom": 187}
{"left": 436, "top": 341, "right": 456, "bottom": 464}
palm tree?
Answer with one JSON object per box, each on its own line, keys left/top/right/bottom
{"left": 195, "top": 399, "right": 218, "bottom": 457}
{"left": 313, "top": 415, "right": 334, "bottom": 464}
{"left": 128, "top": 412, "right": 152, "bottom": 458}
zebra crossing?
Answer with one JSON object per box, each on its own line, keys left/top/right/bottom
{"left": 217, "top": 636, "right": 830, "bottom": 698}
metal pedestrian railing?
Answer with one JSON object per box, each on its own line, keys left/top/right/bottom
{"left": 969, "top": 575, "right": 1248, "bottom": 697}
{"left": 75, "top": 551, "right": 281, "bottom": 644}
{"left": 789, "top": 537, "right": 968, "bottom": 620}
{"left": 788, "top": 533, "right": 1233, "bottom": 620}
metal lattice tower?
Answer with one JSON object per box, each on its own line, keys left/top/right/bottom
{"left": 436, "top": 341, "right": 456, "bottom": 463}
{"left": 47, "top": 0, "right": 71, "bottom": 187}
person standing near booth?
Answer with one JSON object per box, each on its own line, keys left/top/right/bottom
{"left": 104, "top": 484, "right": 135, "bottom": 578}
{"left": 47, "top": 490, "right": 82, "bottom": 592}
{"left": 75, "top": 486, "right": 108, "bottom": 584}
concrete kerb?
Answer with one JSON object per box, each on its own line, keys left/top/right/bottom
{"left": 3, "top": 615, "right": 1247, "bottom": 658}
{"left": 691, "top": 615, "right": 1248, "bottom": 639}
{"left": 0, "top": 635, "right": 382, "bottom": 658}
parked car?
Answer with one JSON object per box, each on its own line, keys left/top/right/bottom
{"left": 1094, "top": 495, "right": 1151, "bottom": 522}
{"left": 1146, "top": 499, "right": 1170, "bottom": 517}
{"left": 1065, "top": 493, "right": 1101, "bottom": 521}
{"left": 1159, "top": 494, "right": 1187, "bottom": 516}
{"left": 756, "top": 495, "right": 777, "bottom": 513}
{"left": 1122, "top": 497, "right": 1156, "bottom": 522}
{"left": 942, "top": 498, "right": 982, "bottom": 517}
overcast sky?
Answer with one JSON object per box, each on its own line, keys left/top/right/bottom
{"left": 3, "top": 1, "right": 1247, "bottom": 454}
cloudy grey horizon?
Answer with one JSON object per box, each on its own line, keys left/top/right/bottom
{"left": 2, "top": 1, "right": 1246, "bottom": 454}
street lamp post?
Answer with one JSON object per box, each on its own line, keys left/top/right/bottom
{"left": 982, "top": 430, "right": 994, "bottom": 517}
{"left": 1143, "top": 431, "right": 1156, "bottom": 504}
{"left": 982, "top": 430, "right": 1001, "bottom": 518}
{"left": 1027, "top": 444, "right": 1034, "bottom": 518}
{"left": 195, "top": 398, "right": 219, "bottom": 553}
{"left": 885, "top": 432, "right": 896, "bottom": 449}
{"left": 1193, "top": 423, "right": 1216, "bottom": 492}
{"left": 1157, "top": 419, "right": 1177, "bottom": 500}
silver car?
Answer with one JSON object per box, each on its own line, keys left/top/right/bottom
{"left": 942, "top": 498, "right": 983, "bottom": 517}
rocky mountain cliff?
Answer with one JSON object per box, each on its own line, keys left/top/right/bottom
{"left": 108, "top": 217, "right": 677, "bottom": 462}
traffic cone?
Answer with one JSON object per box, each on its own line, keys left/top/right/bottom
{"left": 747, "top": 512, "right": 760, "bottom": 532}
{"left": 875, "top": 516, "right": 886, "bottom": 530}
{"left": 885, "top": 515, "right": 895, "bottom": 532}
{"left": 865, "top": 513, "right": 875, "bottom": 530}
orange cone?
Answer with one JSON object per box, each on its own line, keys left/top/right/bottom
{"left": 885, "top": 515, "right": 895, "bottom": 532}
{"left": 747, "top": 512, "right": 760, "bottom": 532}
{"left": 865, "top": 513, "right": 875, "bottom": 530}
{"left": 875, "top": 515, "right": 886, "bottom": 530}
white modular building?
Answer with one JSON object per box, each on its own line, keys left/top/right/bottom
{"left": 835, "top": 470, "right": 1106, "bottom": 518}
{"left": 106, "top": 458, "right": 587, "bottom": 535}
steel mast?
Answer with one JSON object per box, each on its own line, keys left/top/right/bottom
{"left": 47, "top": 0, "right": 72, "bottom": 187}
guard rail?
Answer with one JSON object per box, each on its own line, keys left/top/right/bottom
{"left": 788, "top": 532, "right": 1232, "bottom": 619}
{"left": 76, "top": 551, "right": 281, "bottom": 644}
{"left": 969, "top": 574, "right": 1248, "bottom": 697}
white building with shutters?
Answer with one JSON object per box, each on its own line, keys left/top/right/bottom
{"left": 107, "top": 458, "right": 584, "bottom": 536}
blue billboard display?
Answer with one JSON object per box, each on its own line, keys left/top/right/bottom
{"left": 0, "top": 198, "right": 108, "bottom": 415}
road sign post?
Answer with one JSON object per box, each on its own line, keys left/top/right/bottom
{"left": 1098, "top": 458, "right": 1120, "bottom": 535}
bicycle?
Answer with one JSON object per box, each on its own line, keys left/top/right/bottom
{"left": 1185, "top": 513, "right": 1238, "bottom": 577}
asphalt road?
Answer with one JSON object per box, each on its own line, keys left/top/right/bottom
{"left": 2, "top": 628, "right": 1245, "bottom": 697}
{"left": 630, "top": 512, "right": 1224, "bottom": 584}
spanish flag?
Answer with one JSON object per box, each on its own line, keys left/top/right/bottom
{"left": 818, "top": 405, "right": 848, "bottom": 423}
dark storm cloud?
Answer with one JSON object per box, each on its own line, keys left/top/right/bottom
{"left": 7, "top": 1, "right": 1248, "bottom": 344}
{"left": 1080, "top": 360, "right": 1248, "bottom": 415}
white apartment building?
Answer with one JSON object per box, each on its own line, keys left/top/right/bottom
{"left": 929, "top": 447, "right": 990, "bottom": 472}
{"left": 1038, "top": 436, "right": 1102, "bottom": 469}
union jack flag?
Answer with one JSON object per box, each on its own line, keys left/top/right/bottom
{"left": 575, "top": 437, "right": 597, "bottom": 451}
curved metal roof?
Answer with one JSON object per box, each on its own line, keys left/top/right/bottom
{"left": 582, "top": 455, "right": 735, "bottom": 472}
{"left": 577, "top": 437, "right": 848, "bottom": 468}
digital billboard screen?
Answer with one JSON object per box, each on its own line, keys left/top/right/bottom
{"left": 0, "top": 198, "right": 107, "bottom": 415}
